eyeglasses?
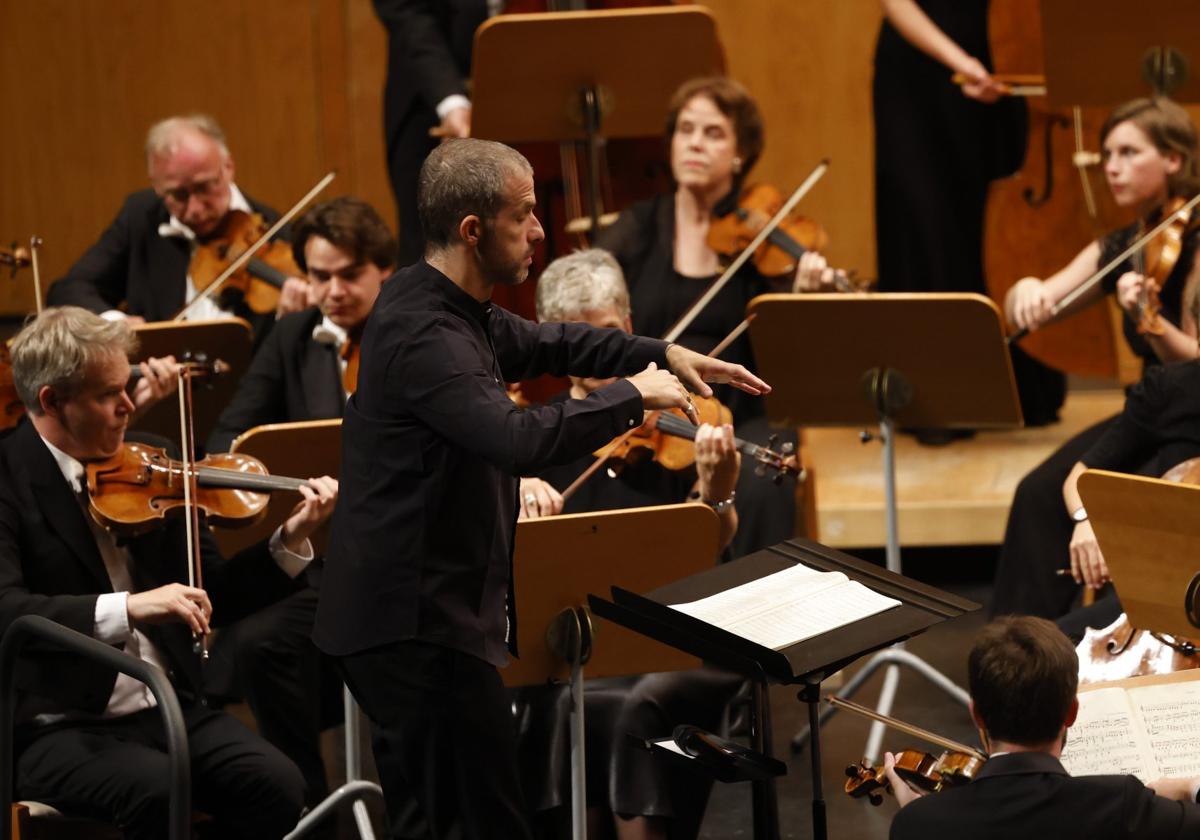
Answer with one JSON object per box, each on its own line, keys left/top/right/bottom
{"left": 157, "top": 174, "right": 225, "bottom": 206}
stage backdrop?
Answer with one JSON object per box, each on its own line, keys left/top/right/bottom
{"left": 0, "top": 0, "right": 879, "bottom": 316}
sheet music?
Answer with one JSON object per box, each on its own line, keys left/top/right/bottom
{"left": 1128, "top": 680, "right": 1200, "bottom": 778}
{"left": 1061, "top": 687, "right": 1156, "bottom": 780}
{"left": 669, "top": 564, "right": 900, "bottom": 651}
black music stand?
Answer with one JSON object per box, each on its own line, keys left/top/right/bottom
{"left": 746, "top": 293, "right": 1021, "bottom": 762}
{"left": 589, "top": 538, "right": 979, "bottom": 840}
{"left": 470, "top": 6, "right": 723, "bottom": 232}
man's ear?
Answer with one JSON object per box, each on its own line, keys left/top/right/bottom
{"left": 1064, "top": 696, "right": 1079, "bottom": 728}
{"left": 459, "top": 214, "right": 483, "bottom": 247}
{"left": 38, "top": 385, "right": 60, "bottom": 419}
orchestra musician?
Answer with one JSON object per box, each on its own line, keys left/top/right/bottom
{"left": 887, "top": 616, "right": 1200, "bottom": 838}
{"left": 312, "top": 137, "right": 769, "bottom": 839}
{"left": 595, "top": 75, "right": 829, "bottom": 558}
{"left": 992, "top": 97, "right": 1200, "bottom": 621}
{"left": 373, "top": 0, "right": 486, "bottom": 264}
{"left": 517, "top": 248, "right": 744, "bottom": 840}
{"left": 203, "top": 195, "right": 396, "bottom": 808}
{"left": 45, "top": 114, "right": 309, "bottom": 336}
{"left": 0, "top": 306, "right": 338, "bottom": 839}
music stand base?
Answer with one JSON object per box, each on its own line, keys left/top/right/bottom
{"left": 789, "top": 647, "right": 971, "bottom": 761}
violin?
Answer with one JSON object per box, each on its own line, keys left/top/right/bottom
{"left": 828, "top": 695, "right": 988, "bottom": 805}
{"left": 1131, "top": 196, "right": 1199, "bottom": 336}
{"left": 706, "top": 183, "right": 866, "bottom": 293}
{"left": 189, "top": 209, "right": 302, "bottom": 315}
{"left": 845, "top": 748, "right": 985, "bottom": 806}
{"left": 85, "top": 442, "right": 310, "bottom": 537}
{"left": 598, "top": 395, "right": 801, "bottom": 480}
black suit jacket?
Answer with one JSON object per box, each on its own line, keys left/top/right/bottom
{"left": 0, "top": 421, "right": 301, "bottom": 723}
{"left": 891, "top": 752, "right": 1200, "bottom": 839}
{"left": 206, "top": 307, "right": 344, "bottom": 454}
{"left": 46, "top": 188, "right": 282, "bottom": 332}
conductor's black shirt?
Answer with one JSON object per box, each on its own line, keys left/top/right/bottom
{"left": 313, "top": 260, "right": 670, "bottom": 666}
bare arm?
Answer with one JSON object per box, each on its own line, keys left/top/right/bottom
{"left": 879, "top": 0, "right": 1004, "bottom": 101}
{"left": 1006, "top": 241, "right": 1106, "bottom": 331}
{"left": 1063, "top": 461, "right": 1107, "bottom": 588}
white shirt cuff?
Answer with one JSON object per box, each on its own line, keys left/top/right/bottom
{"left": 269, "top": 526, "right": 313, "bottom": 579}
{"left": 94, "top": 591, "right": 131, "bottom": 643}
{"left": 99, "top": 310, "right": 127, "bottom": 322}
{"left": 436, "top": 94, "right": 471, "bottom": 120}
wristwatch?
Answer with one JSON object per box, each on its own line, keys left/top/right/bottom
{"left": 1071, "top": 506, "right": 1088, "bottom": 523}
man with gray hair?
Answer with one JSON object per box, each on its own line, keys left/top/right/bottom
{"left": 48, "top": 114, "right": 308, "bottom": 334}
{"left": 313, "top": 138, "right": 770, "bottom": 839}
{"left": 0, "top": 306, "right": 339, "bottom": 838}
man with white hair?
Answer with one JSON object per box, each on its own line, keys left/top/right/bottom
{"left": 48, "top": 114, "right": 308, "bottom": 335}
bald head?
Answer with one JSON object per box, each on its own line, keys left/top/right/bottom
{"left": 145, "top": 114, "right": 235, "bottom": 237}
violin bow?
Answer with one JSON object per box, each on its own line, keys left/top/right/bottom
{"left": 1008, "top": 190, "right": 1200, "bottom": 344}
{"left": 175, "top": 366, "right": 208, "bottom": 659}
{"left": 558, "top": 316, "right": 751, "bottom": 503}
{"left": 663, "top": 159, "right": 830, "bottom": 344}
{"left": 173, "top": 171, "right": 336, "bottom": 322}
{"left": 827, "top": 695, "right": 987, "bottom": 761}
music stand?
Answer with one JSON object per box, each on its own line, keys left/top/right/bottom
{"left": 589, "top": 538, "right": 980, "bottom": 840}
{"left": 1078, "top": 469, "right": 1200, "bottom": 638}
{"left": 470, "top": 6, "right": 723, "bottom": 231}
{"left": 506, "top": 504, "right": 719, "bottom": 840}
{"left": 130, "top": 319, "right": 253, "bottom": 450}
{"left": 214, "top": 419, "right": 342, "bottom": 558}
{"left": 1041, "top": 0, "right": 1200, "bottom": 105}
{"left": 745, "top": 293, "right": 1022, "bottom": 761}
{"left": 202, "top": 419, "right": 378, "bottom": 840}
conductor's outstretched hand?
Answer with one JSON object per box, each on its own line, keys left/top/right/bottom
{"left": 665, "top": 343, "right": 771, "bottom": 399}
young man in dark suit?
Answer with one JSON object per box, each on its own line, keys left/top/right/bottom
{"left": 46, "top": 114, "right": 309, "bottom": 334}
{"left": 888, "top": 616, "right": 1200, "bottom": 839}
{"left": 0, "top": 306, "right": 338, "bottom": 839}
{"left": 203, "top": 195, "right": 395, "bottom": 807}
{"left": 313, "top": 138, "right": 771, "bottom": 839}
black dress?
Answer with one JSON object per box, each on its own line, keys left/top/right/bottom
{"left": 991, "top": 221, "right": 1200, "bottom": 620}
{"left": 513, "top": 395, "right": 743, "bottom": 837}
{"left": 596, "top": 193, "right": 798, "bottom": 558}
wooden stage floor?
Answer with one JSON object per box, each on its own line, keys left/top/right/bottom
{"left": 805, "top": 389, "right": 1125, "bottom": 549}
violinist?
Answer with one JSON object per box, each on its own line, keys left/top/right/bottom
{"left": 46, "top": 114, "right": 309, "bottom": 336}
{"left": 203, "top": 195, "right": 395, "bottom": 808}
{"left": 888, "top": 616, "right": 1200, "bottom": 839}
{"left": 312, "top": 138, "right": 767, "bottom": 839}
{"left": 0, "top": 307, "right": 338, "bottom": 838}
{"left": 517, "top": 248, "right": 744, "bottom": 840}
{"left": 993, "top": 98, "right": 1200, "bottom": 620}
{"left": 595, "top": 75, "right": 826, "bottom": 558}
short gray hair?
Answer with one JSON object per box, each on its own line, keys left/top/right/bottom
{"left": 10, "top": 307, "right": 138, "bottom": 415}
{"left": 144, "top": 114, "right": 230, "bottom": 168}
{"left": 535, "top": 249, "right": 631, "bottom": 323}
{"left": 417, "top": 138, "right": 532, "bottom": 251}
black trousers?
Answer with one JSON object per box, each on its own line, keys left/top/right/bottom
{"left": 336, "top": 639, "right": 533, "bottom": 840}
{"left": 207, "top": 586, "right": 342, "bottom": 806}
{"left": 16, "top": 704, "right": 305, "bottom": 840}
{"left": 386, "top": 109, "right": 438, "bottom": 266}
{"left": 991, "top": 416, "right": 1116, "bottom": 618}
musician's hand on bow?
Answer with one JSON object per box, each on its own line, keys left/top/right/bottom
{"left": 664, "top": 344, "right": 770, "bottom": 399}
{"left": 792, "top": 252, "right": 837, "bottom": 292}
{"left": 127, "top": 582, "right": 213, "bottom": 637}
{"left": 281, "top": 475, "right": 338, "bottom": 554}
{"left": 883, "top": 752, "right": 927, "bottom": 808}
{"left": 628, "top": 362, "right": 699, "bottom": 424}
{"left": 275, "top": 276, "right": 310, "bottom": 320}
{"left": 1008, "top": 277, "right": 1054, "bottom": 332}
{"left": 518, "top": 477, "right": 563, "bottom": 520}
{"left": 1069, "top": 519, "right": 1110, "bottom": 590}
{"left": 956, "top": 57, "right": 1005, "bottom": 103}
{"left": 695, "top": 423, "right": 739, "bottom": 505}
{"left": 130, "top": 355, "right": 180, "bottom": 421}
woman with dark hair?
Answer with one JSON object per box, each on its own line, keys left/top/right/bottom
{"left": 992, "top": 98, "right": 1200, "bottom": 621}
{"left": 596, "top": 76, "right": 828, "bottom": 559}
